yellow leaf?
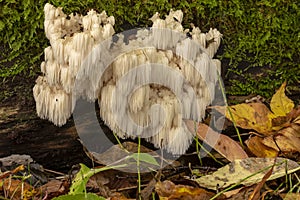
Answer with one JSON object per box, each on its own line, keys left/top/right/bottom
{"left": 214, "top": 103, "right": 275, "bottom": 135}
{"left": 270, "top": 82, "right": 294, "bottom": 117}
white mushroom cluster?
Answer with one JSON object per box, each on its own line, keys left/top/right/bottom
{"left": 33, "top": 4, "right": 222, "bottom": 155}
{"left": 33, "top": 3, "right": 115, "bottom": 126}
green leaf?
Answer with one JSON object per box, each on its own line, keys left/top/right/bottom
{"left": 69, "top": 163, "right": 126, "bottom": 195}
{"left": 52, "top": 193, "right": 106, "bottom": 200}
{"left": 130, "top": 153, "right": 159, "bottom": 166}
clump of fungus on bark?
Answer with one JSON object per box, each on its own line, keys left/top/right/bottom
{"left": 33, "top": 3, "right": 222, "bottom": 155}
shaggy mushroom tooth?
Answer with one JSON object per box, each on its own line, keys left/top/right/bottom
{"left": 152, "top": 19, "right": 169, "bottom": 49}
{"left": 54, "top": 7, "right": 64, "bottom": 18}
{"left": 91, "top": 26, "right": 103, "bottom": 42}
{"left": 168, "top": 126, "right": 194, "bottom": 155}
{"left": 47, "top": 87, "right": 71, "bottom": 126}
{"left": 91, "top": 11, "right": 100, "bottom": 25}
{"left": 168, "top": 9, "right": 183, "bottom": 23}
{"left": 33, "top": 77, "right": 51, "bottom": 120}
{"left": 45, "top": 61, "right": 61, "bottom": 86}
{"left": 82, "top": 10, "right": 93, "bottom": 30}
{"left": 172, "top": 104, "right": 181, "bottom": 127}
{"left": 205, "top": 28, "right": 222, "bottom": 58}
{"left": 150, "top": 12, "right": 160, "bottom": 23}
{"left": 44, "top": 46, "right": 54, "bottom": 62}
{"left": 194, "top": 54, "right": 209, "bottom": 80}
{"left": 40, "top": 62, "right": 46, "bottom": 74}
{"left": 33, "top": 76, "right": 44, "bottom": 100}
{"left": 44, "top": 3, "right": 55, "bottom": 20}
{"left": 143, "top": 48, "right": 157, "bottom": 62}
{"left": 51, "top": 39, "right": 65, "bottom": 64}
{"left": 102, "top": 23, "right": 115, "bottom": 39}
{"left": 129, "top": 85, "right": 150, "bottom": 113}
{"left": 68, "top": 49, "right": 82, "bottom": 76}
{"left": 99, "top": 11, "right": 108, "bottom": 22}
{"left": 191, "top": 26, "right": 206, "bottom": 49}
{"left": 107, "top": 16, "right": 115, "bottom": 26}
{"left": 72, "top": 33, "right": 94, "bottom": 56}
{"left": 60, "top": 65, "right": 73, "bottom": 94}
{"left": 175, "top": 38, "right": 198, "bottom": 64}
{"left": 164, "top": 50, "right": 173, "bottom": 61}
{"left": 212, "top": 59, "right": 221, "bottom": 75}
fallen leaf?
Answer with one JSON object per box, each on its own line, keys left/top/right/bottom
{"left": 109, "top": 193, "right": 135, "bottom": 200}
{"left": 245, "top": 136, "right": 278, "bottom": 157}
{"left": 271, "top": 106, "right": 300, "bottom": 131}
{"left": 223, "top": 185, "right": 255, "bottom": 199}
{"left": 213, "top": 103, "right": 275, "bottom": 135}
{"left": 280, "top": 193, "right": 300, "bottom": 200}
{"left": 263, "top": 123, "right": 300, "bottom": 153}
{"left": 0, "top": 165, "right": 25, "bottom": 180}
{"left": 271, "top": 115, "right": 292, "bottom": 130}
{"left": 185, "top": 120, "right": 248, "bottom": 162}
{"left": 248, "top": 159, "right": 274, "bottom": 200}
{"left": 245, "top": 105, "right": 300, "bottom": 157}
{"left": 270, "top": 82, "right": 294, "bottom": 117}
{"left": 195, "top": 157, "right": 300, "bottom": 190}
{"left": 141, "top": 170, "right": 162, "bottom": 200}
{"left": 1, "top": 178, "right": 35, "bottom": 200}
{"left": 155, "top": 180, "right": 224, "bottom": 200}
{"left": 39, "top": 179, "right": 69, "bottom": 199}
{"left": 52, "top": 193, "right": 105, "bottom": 200}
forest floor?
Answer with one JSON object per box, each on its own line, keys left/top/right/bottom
{"left": 0, "top": 54, "right": 299, "bottom": 199}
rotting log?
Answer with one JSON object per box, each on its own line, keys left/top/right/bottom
{"left": 0, "top": 106, "right": 92, "bottom": 172}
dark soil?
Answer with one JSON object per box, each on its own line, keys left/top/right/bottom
{"left": 0, "top": 73, "right": 92, "bottom": 172}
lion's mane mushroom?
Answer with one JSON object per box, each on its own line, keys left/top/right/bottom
{"left": 33, "top": 4, "right": 222, "bottom": 155}
{"left": 33, "top": 3, "right": 115, "bottom": 126}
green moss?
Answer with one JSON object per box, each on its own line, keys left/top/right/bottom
{"left": 0, "top": 0, "right": 299, "bottom": 97}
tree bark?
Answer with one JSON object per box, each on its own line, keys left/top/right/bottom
{"left": 0, "top": 108, "right": 92, "bottom": 172}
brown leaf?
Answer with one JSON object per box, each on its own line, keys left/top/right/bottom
{"left": 246, "top": 122, "right": 300, "bottom": 157}
{"left": 141, "top": 170, "right": 162, "bottom": 200}
{"left": 38, "top": 179, "right": 69, "bottom": 199}
{"left": 271, "top": 106, "right": 300, "bottom": 131}
{"left": 185, "top": 120, "right": 248, "bottom": 161}
{"left": 279, "top": 193, "right": 300, "bottom": 200}
{"left": 1, "top": 179, "right": 34, "bottom": 200}
{"left": 248, "top": 159, "right": 275, "bottom": 200}
{"left": 223, "top": 185, "right": 255, "bottom": 199}
{"left": 109, "top": 192, "right": 135, "bottom": 200}
{"left": 271, "top": 115, "right": 291, "bottom": 130}
{"left": 155, "top": 180, "right": 224, "bottom": 200}
{"left": 245, "top": 136, "right": 278, "bottom": 157}
{"left": 263, "top": 123, "right": 300, "bottom": 153}
{"left": 290, "top": 106, "right": 300, "bottom": 122}
{"left": 270, "top": 81, "right": 294, "bottom": 117}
